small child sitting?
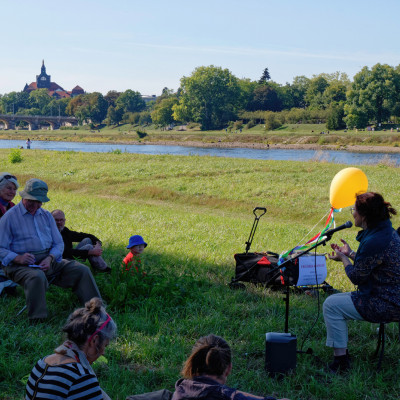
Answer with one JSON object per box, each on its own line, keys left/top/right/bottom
{"left": 122, "top": 235, "right": 147, "bottom": 275}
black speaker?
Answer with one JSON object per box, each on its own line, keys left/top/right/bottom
{"left": 265, "top": 332, "right": 297, "bottom": 375}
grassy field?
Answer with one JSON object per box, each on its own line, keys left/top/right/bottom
{"left": 1, "top": 123, "right": 400, "bottom": 149}
{"left": 1, "top": 149, "right": 400, "bottom": 399}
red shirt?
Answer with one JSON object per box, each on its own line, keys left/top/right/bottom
{"left": 122, "top": 252, "right": 142, "bottom": 274}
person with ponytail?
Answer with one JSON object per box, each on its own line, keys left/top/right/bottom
{"left": 172, "top": 334, "right": 289, "bottom": 400}
{"left": 325, "top": 192, "right": 400, "bottom": 373}
{"left": 25, "top": 297, "right": 117, "bottom": 400}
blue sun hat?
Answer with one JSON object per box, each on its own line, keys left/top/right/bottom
{"left": 126, "top": 235, "right": 147, "bottom": 249}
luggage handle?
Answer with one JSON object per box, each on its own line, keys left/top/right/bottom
{"left": 245, "top": 207, "right": 267, "bottom": 254}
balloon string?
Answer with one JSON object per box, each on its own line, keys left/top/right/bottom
{"left": 279, "top": 208, "right": 335, "bottom": 264}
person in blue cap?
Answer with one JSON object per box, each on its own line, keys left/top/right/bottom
{"left": 122, "top": 235, "right": 147, "bottom": 274}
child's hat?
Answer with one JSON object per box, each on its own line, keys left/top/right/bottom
{"left": 127, "top": 235, "right": 147, "bottom": 249}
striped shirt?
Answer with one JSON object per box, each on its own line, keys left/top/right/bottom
{"left": 25, "top": 358, "right": 103, "bottom": 400}
{"left": 0, "top": 201, "right": 63, "bottom": 266}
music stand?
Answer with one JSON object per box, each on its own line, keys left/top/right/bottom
{"left": 265, "top": 232, "right": 335, "bottom": 333}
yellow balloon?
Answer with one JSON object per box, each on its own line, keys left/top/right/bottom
{"left": 330, "top": 167, "right": 368, "bottom": 209}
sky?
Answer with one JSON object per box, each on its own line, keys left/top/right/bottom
{"left": 1, "top": 0, "right": 400, "bottom": 96}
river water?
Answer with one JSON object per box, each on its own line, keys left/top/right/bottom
{"left": 0, "top": 139, "right": 399, "bottom": 166}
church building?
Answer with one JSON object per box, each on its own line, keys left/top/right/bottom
{"left": 23, "top": 60, "right": 85, "bottom": 99}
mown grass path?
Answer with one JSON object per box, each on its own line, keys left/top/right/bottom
{"left": 1, "top": 149, "right": 399, "bottom": 399}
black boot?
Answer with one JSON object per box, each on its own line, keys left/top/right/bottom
{"left": 328, "top": 352, "right": 350, "bottom": 374}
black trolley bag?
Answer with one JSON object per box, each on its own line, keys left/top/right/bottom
{"left": 230, "top": 207, "right": 298, "bottom": 289}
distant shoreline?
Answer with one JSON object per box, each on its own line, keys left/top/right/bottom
{"left": 1, "top": 134, "right": 400, "bottom": 154}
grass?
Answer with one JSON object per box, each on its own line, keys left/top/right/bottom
{"left": 1, "top": 149, "right": 400, "bottom": 399}
{"left": 1, "top": 123, "right": 400, "bottom": 149}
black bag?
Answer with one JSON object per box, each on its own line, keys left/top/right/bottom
{"left": 126, "top": 389, "right": 172, "bottom": 400}
{"left": 233, "top": 252, "right": 299, "bottom": 287}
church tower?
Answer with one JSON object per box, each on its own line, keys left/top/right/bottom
{"left": 36, "top": 60, "right": 51, "bottom": 89}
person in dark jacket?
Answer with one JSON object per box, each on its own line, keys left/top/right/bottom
{"left": 51, "top": 209, "right": 110, "bottom": 272}
{"left": 172, "top": 334, "right": 289, "bottom": 400}
{"left": 324, "top": 192, "right": 400, "bottom": 373}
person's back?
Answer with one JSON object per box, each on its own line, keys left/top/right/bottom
{"left": 172, "top": 335, "right": 288, "bottom": 400}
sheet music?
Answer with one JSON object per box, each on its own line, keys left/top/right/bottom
{"left": 296, "top": 255, "right": 327, "bottom": 286}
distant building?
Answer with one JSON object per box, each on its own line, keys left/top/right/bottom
{"left": 142, "top": 95, "right": 157, "bottom": 103}
{"left": 23, "top": 60, "right": 85, "bottom": 99}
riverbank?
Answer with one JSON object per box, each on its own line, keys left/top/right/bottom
{"left": 2, "top": 125, "right": 400, "bottom": 153}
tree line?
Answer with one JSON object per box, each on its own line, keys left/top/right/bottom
{"left": 1, "top": 63, "right": 400, "bottom": 131}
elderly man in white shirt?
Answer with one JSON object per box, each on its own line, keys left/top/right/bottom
{"left": 0, "top": 179, "right": 101, "bottom": 324}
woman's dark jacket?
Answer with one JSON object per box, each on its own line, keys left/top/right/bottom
{"left": 346, "top": 219, "right": 400, "bottom": 322}
{"left": 172, "top": 376, "right": 276, "bottom": 400}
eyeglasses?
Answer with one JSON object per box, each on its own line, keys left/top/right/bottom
{"left": 88, "top": 313, "right": 112, "bottom": 343}
{"left": 0, "top": 174, "right": 17, "bottom": 184}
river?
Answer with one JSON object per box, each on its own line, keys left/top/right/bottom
{"left": 0, "top": 139, "right": 399, "bottom": 166}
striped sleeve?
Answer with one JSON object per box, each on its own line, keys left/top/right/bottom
{"left": 25, "top": 360, "right": 103, "bottom": 400}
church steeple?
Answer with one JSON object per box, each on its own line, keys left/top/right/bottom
{"left": 36, "top": 60, "right": 51, "bottom": 89}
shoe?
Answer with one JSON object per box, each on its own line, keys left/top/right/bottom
{"left": 88, "top": 256, "right": 109, "bottom": 272}
{"left": 328, "top": 352, "right": 350, "bottom": 374}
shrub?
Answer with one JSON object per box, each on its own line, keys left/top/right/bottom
{"left": 264, "top": 112, "right": 281, "bottom": 131}
{"left": 136, "top": 129, "right": 147, "bottom": 138}
{"left": 9, "top": 148, "right": 23, "bottom": 164}
{"left": 233, "top": 120, "right": 243, "bottom": 130}
{"left": 245, "top": 119, "right": 256, "bottom": 129}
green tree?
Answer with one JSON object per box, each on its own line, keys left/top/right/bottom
{"left": 66, "top": 93, "right": 108, "bottom": 124}
{"left": 326, "top": 103, "right": 346, "bottom": 130}
{"left": 106, "top": 105, "right": 124, "bottom": 126}
{"left": 247, "top": 84, "right": 282, "bottom": 111}
{"left": 43, "top": 98, "right": 70, "bottom": 116}
{"left": 116, "top": 90, "right": 146, "bottom": 113}
{"left": 344, "top": 64, "right": 400, "bottom": 128}
{"left": 173, "top": 65, "right": 241, "bottom": 130}
{"left": 104, "top": 90, "right": 121, "bottom": 107}
{"left": 280, "top": 76, "right": 310, "bottom": 109}
{"left": 258, "top": 67, "right": 271, "bottom": 84}
{"left": 305, "top": 76, "right": 329, "bottom": 109}
{"left": 151, "top": 97, "right": 179, "bottom": 127}
{"left": 1, "top": 91, "right": 30, "bottom": 114}
{"left": 29, "top": 89, "right": 52, "bottom": 114}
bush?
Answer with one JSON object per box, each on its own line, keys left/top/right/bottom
{"left": 245, "top": 119, "right": 256, "bottom": 129}
{"left": 264, "top": 112, "right": 281, "bottom": 131}
{"left": 233, "top": 120, "right": 243, "bottom": 130}
{"left": 9, "top": 148, "right": 23, "bottom": 164}
{"left": 136, "top": 129, "right": 147, "bottom": 138}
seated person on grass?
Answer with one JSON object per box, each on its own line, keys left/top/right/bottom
{"left": 122, "top": 235, "right": 147, "bottom": 274}
{"left": 51, "top": 209, "right": 110, "bottom": 273}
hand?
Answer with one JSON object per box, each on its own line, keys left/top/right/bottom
{"left": 14, "top": 253, "right": 36, "bottom": 265}
{"left": 38, "top": 256, "right": 52, "bottom": 272}
{"left": 330, "top": 239, "right": 352, "bottom": 257}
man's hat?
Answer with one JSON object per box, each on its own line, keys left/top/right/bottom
{"left": 19, "top": 179, "right": 50, "bottom": 203}
{"left": 126, "top": 235, "right": 147, "bottom": 249}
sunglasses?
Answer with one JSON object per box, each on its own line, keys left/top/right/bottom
{"left": 0, "top": 174, "right": 17, "bottom": 184}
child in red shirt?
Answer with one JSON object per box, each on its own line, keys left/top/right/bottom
{"left": 122, "top": 235, "right": 147, "bottom": 274}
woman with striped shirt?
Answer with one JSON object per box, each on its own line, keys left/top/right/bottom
{"left": 25, "top": 297, "right": 117, "bottom": 399}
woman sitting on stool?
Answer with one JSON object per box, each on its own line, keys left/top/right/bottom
{"left": 324, "top": 192, "right": 400, "bottom": 373}
{"left": 172, "top": 334, "right": 289, "bottom": 400}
